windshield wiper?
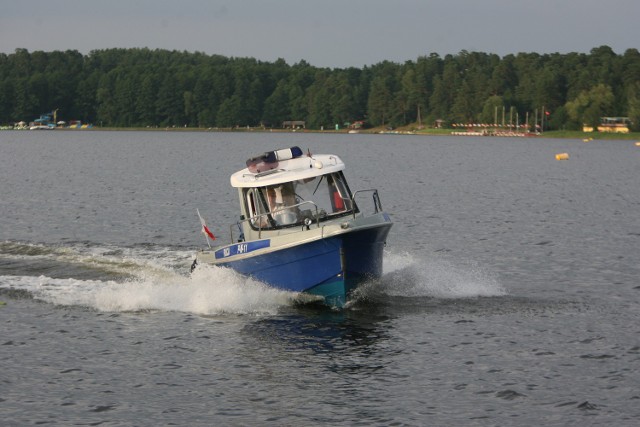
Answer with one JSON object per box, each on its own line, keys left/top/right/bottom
{"left": 312, "top": 176, "right": 324, "bottom": 195}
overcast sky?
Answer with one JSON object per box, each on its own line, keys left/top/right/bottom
{"left": 1, "top": 0, "right": 638, "bottom": 68}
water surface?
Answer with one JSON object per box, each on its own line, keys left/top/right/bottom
{"left": 1, "top": 131, "right": 639, "bottom": 425}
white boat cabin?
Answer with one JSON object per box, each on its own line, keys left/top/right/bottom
{"left": 230, "top": 150, "right": 358, "bottom": 240}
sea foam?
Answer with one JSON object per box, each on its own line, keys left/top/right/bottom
{"left": 1, "top": 244, "right": 506, "bottom": 315}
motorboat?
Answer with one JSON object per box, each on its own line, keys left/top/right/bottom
{"left": 192, "top": 146, "right": 392, "bottom": 308}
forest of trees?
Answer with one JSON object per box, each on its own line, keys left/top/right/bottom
{"left": 1, "top": 46, "right": 639, "bottom": 131}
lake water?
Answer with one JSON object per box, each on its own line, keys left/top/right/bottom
{"left": 1, "top": 130, "right": 639, "bottom": 426}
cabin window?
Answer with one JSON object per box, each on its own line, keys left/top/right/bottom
{"left": 291, "top": 172, "right": 355, "bottom": 219}
{"left": 330, "top": 173, "right": 353, "bottom": 212}
{"left": 245, "top": 188, "right": 271, "bottom": 228}
{"left": 243, "top": 172, "right": 354, "bottom": 230}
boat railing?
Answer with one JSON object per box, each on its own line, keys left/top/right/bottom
{"left": 351, "top": 189, "right": 382, "bottom": 218}
{"left": 229, "top": 200, "right": 322, "bottom": 242}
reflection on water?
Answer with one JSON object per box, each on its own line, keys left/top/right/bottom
{"left": 243, "top": 308, "right": 392, "bottom": 354}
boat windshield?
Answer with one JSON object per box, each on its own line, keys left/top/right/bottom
{"left": 245, "top": 172, "right": 355, "bottom": 229}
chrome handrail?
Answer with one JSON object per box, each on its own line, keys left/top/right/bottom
{"left": 229, "top": 200, "right": 321, "bottom": 242}
{"left": 351, "top": 189, "right": 382, "bottom": 218}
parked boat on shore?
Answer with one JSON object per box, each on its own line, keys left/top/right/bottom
{"left": 28, "top": 112, "right": 56, "bottom": 130}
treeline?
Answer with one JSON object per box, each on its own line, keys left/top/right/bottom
{"left": 1, "top": 46, "right": 639, "bottom": 130}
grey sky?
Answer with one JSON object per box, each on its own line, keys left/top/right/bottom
{"left": 1, "top": 0, "right": 638, "bottom": 68}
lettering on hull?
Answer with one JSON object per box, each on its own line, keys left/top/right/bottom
{"left": 215, "top": 240, "right": 271, "bottom": 260}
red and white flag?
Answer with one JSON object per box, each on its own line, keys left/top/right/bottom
{"left": 197, "top": 209, "right": 215, "bottom": 241}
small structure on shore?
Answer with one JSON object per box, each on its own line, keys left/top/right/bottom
{"left": 282, "top": 120, "right": 305, "bottom": 129}
{"left": 583, "top": 117, "right": 630, "bottom": 133}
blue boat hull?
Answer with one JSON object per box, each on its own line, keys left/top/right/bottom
{"left": 215, "top": 224, "right": 391, "bottom": 307}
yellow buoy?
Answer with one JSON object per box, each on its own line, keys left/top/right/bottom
{"left": 555, "top": 153, "right": 569, "bottom": 160}
{"left": 635, "top": 142, "right": 640, "bottom": 146}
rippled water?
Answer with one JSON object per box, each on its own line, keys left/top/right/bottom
{"left": 1, "top": 131, "right": 639, "bottom": 425}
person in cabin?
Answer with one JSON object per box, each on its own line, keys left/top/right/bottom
{"left": 267, "top": 183, "right": 298, "bottom": 225}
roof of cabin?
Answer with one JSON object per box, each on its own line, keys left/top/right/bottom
{"left": 230, "top": 154, "right": 345, "bottom": 188}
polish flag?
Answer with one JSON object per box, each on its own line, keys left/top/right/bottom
{"left": 197, "top": 209, "right": 215, "bottom": 240}
{"left": 202, "top": 224, "right": 215, "bottom": 240}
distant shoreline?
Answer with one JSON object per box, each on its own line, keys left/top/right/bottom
{"left": 5, "top": 126, "right": 640, "bottom": 141}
